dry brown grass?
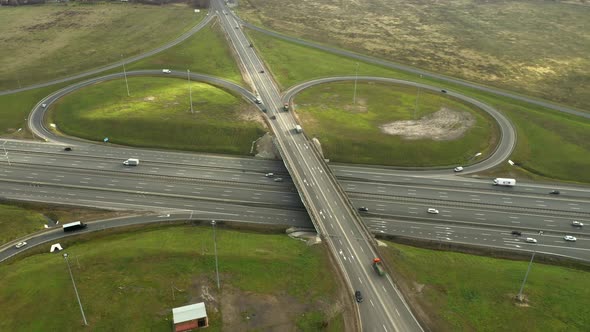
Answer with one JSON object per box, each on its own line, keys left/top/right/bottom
{"left": 239, "top": 0, "right": 590, "bottom": 110}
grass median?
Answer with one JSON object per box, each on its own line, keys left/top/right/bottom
{"left": 381, "top": 242, "right": 590, "bottom": 331}
{"left": 47, "top": 77, "right": 266, "bottom": 155}
{"left": 0, "top": 226, "right": 344, "bottom": 331}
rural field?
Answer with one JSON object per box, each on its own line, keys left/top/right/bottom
{"left": 381, "top": 242, "right": 590, "bottom": 331}
{"left": 294, "top": 82, "right": 498, "bottom": 167}
{"left": 248, "top": 29, "right": 590, "bottom": 183}
{"left": 0, "top": 226, "right": 345, "bottom": 331}
{"left": 0, "top": 3, "right": 202, "bottom": 90}
{"left": 239, "top": 0, "right": 590, "bottom": 110}
{"left": 47, "top": 77, "right": 266, "bottom": 155}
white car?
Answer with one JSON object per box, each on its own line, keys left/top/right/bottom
{"left": 427, "top": 208, "right": 439, "bottom": 214}
{"left": 15, "top": 241, "right": 27, "bottom": 249}
{"left": 454, "top": 166, "right": 464, "bottom": 172}
{"left": 572, "top": 221, "right": 584, "bottom": 227}
{"left": 162, "top": 69, "right": 171, "bottom": 73}
{"left": 564, "top": 235, "right": 577, "bottom": 242}
{"left": 41, "top": 103, "right": 47, "bottom": 108}
{"left": 525, "top": 237, "right": 537, "bottom": 244}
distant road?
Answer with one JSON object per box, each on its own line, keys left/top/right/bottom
{"left": 242, "top": 23, "right": 590, "bottom": 119}
{"left": 0, "top": 13, "right": 214, "bottom": 96}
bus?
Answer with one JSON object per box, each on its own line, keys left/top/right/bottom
{"left": 62, "top": 221, "right": 87, "bottom": 232}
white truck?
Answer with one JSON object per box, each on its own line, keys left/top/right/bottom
{"left": 493, "top": 178, "right": 516, "bottom": 186}
{"left": 295, "top": 125, "right": 303, "bottom": 133}
{"left": 123, "top": 158, "right": 140, "bottom": 166}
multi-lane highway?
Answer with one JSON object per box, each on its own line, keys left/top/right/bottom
{"left": 1, "top": 1, "right": 589, "bottom": 331}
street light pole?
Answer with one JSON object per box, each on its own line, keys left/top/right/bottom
{"left": 1, "top": 141, "right": 10, "bottom": 166}
{"left": 211, "top": 220, "right": 220, "bottom": 289}
{"left": 121, "top": 55, "right": 130, "bottom": 97}
{"left": 187, "top": 69, "right": 194, "bottom": 114}
{"left": 516, "top": 231, "right": 542, "bottom": 301}
{"left": 353, "top": 62, "right": 359, "bottom": 104}
{"left": 63, "top": 253, "right": 88, "bottom": 326}
{"left": 414, "top": 86, "right": 420, "bottom": 120}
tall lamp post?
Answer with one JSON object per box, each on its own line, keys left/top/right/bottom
{"left": 121, "top": 55, "right": 130, "bottom": 97}
{"left": 63, "top": 253, "right": 88, "bottom": 326}
{"left": 187, "top": 69, "right": 194, "bottom": 114}
{"left": 211, "top": 220, "right": 220, "bottom": 289}
{"left": 516, "top": 231, "right": 543, "bottom": 302}
{"left": 1, "top": 141, "right": 11, "bottom": 166}
{"left": 353, "top": 62, "right": 359, "bottom": 104}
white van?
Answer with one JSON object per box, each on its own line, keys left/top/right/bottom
{"left": 123, "top": 158, "right": 139, "bottom": 166}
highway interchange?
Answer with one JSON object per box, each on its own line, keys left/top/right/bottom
{"left": 2, "top": 0, "right": 590, "bottom": 331}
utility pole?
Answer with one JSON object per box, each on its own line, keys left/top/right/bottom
{"left": 1, "top": 141, "right": 11, "bottom": 166}
{"left": 122, "top": 55, "right": 130, "bottom": 97}
{"left": 188, "top": 69, "right": 194, "bottom": 114}
{"left": 211, "top": 220, "right": 220, "bottom": 289}
{"left": 353, "top": 62, "right": 359, "bottom": 104}
{"left": 63, "top": 253, "right": 88, "bottom": 326}
{"left": 516, "top": 231, "right": 543, "bottom": 302}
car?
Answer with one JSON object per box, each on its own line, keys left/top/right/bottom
{"left": 265, "top": 173, "right": 274, "bottom": 177}
{"left": 525, "top": 237, "right": 537, "bottom": 244}
{"left": 454, "top": 166, "right": 464, "bottom": 172}
{"left": 549, "top": 190, "right": 560, "bottom": 195}
{"left": 564, "top": 235, "right": 577, "bottom": 242}
{"left": 441, "top": 89, "right": 447, "bottom": 93}
{"left": 511, "top": 230, "right": 522, "bottom": 236}
{"left": 63, "top": 147, "right": 72, "bottom": 151}
{"left": 572, "top": 221, "right": 584, "bottom": 227}
{"left": 235, "top": 26, "right": 239, "bottom": 29}
{"left": 162, "top": 69, "right": 171, "bottom": 73}
{"left": 427, "top": 208, "right": 439, "bottom": 214}
{"left": 15, "top": 241, "right": 27, "bottom": 249}
{"left": 273, "top": 178, "right": 283, "bottom": 182}
{"left": 262, "top": 108, "right": 267, "bottom": 113}
{"left": 41, "top": 103, "right": 47, "bottom": 108}
{"left": 249, "top": 43, "right": 253, "bottom": 47}
{"left": 270, "top": 115, "right": 276, "bottom": 120}
{"left": 358, "top": 207, "right": 369, "bottom": 212}
{"left": 259, "top": 70, "right": 265, "bottom": 73}
{"left": 355, "top": 290, "right": 363, "bottom": 303}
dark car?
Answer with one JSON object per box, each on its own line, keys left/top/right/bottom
{"left": 550, "top": 190, "right": 560, "bottom": 195}
{"left": 511, "top": 230, "right": 522, "bottom": 236}
{"left": 441, "top": 89, "right": 447, "bottom": 93}
{"left": 355, "top": 290, "right": 363, "bottom": 303}
{"left": 358, "top": 207, "right": 369, "bottom": 212}
{"left": 64, "top": 147, "right": 72, "bottom": 151}
{"left": 262, "top": 108, "right": 267, "bottom": 113}
{"left": 270, "top": 115, "right": 276, "bottom": 120}
{"left": 259, "top": 70, "right": 265, "bottom": 73}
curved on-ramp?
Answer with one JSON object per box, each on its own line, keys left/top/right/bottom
{"left": 282, "top": 76, "right": 517, "bottom": 174}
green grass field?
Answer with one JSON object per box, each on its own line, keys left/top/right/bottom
{"left": 48, "top": 77, "right": 266, "bottom": 154}
{"left": 382, "top": 242, "right": 590, "bottom": 331}
{"left": 295, "top": 82, "right": 497, "bottom": 166}
{"left": 240, "top": 0, "right": 590, "bottom": 110}
{"left": 248, "top": 29, "right": 590, "bottom": 183}
{"left": 0, "top": 226, "right": 342, "bottom": 331}
{"left": 128, "top": 22, "right": 244, "bottom": 85}
{"left": 0, "top": 204, "right": 47, "bottom": 245}
{"left": 0, "top": 3, "right": 203, "bottom": 90}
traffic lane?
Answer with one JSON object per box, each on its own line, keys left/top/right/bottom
{"left": 0, "top": 182, "right": 312, "bottom": 227}
{"left": 4, "top": 152, "right": 289, "bottom": 185}
{"left": 351, "top": 199, "right": 589, "bottom": 236}
{"left": 1, "top": 208, "right": 312, "bottom": 263}
{"left": 344, "top": 181, "right": 590, "bottom": 215}
{"left": 364, "top": 218, "right": 590, "bottom": 262}
{"left": 0, "top": 167, "right": 302, "bottom": 209}
{"left": 3, "top": 139, "right": 286, "bottom": 173}
{"left": 338, "top": 175, "right": 590, "bottom": 201}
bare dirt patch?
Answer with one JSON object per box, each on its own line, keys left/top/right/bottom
{"left": 379, "top": 107, "right": 475, "bottom": 141}
{"left": 220, "top": 286, "right": 309, "bottom": 331}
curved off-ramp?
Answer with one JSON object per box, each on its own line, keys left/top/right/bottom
{"left": 28, "top": 70, "right": 259, "bottom": 143}
{"left": 282, "top": 76, "right": 517, "bottom": 174}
